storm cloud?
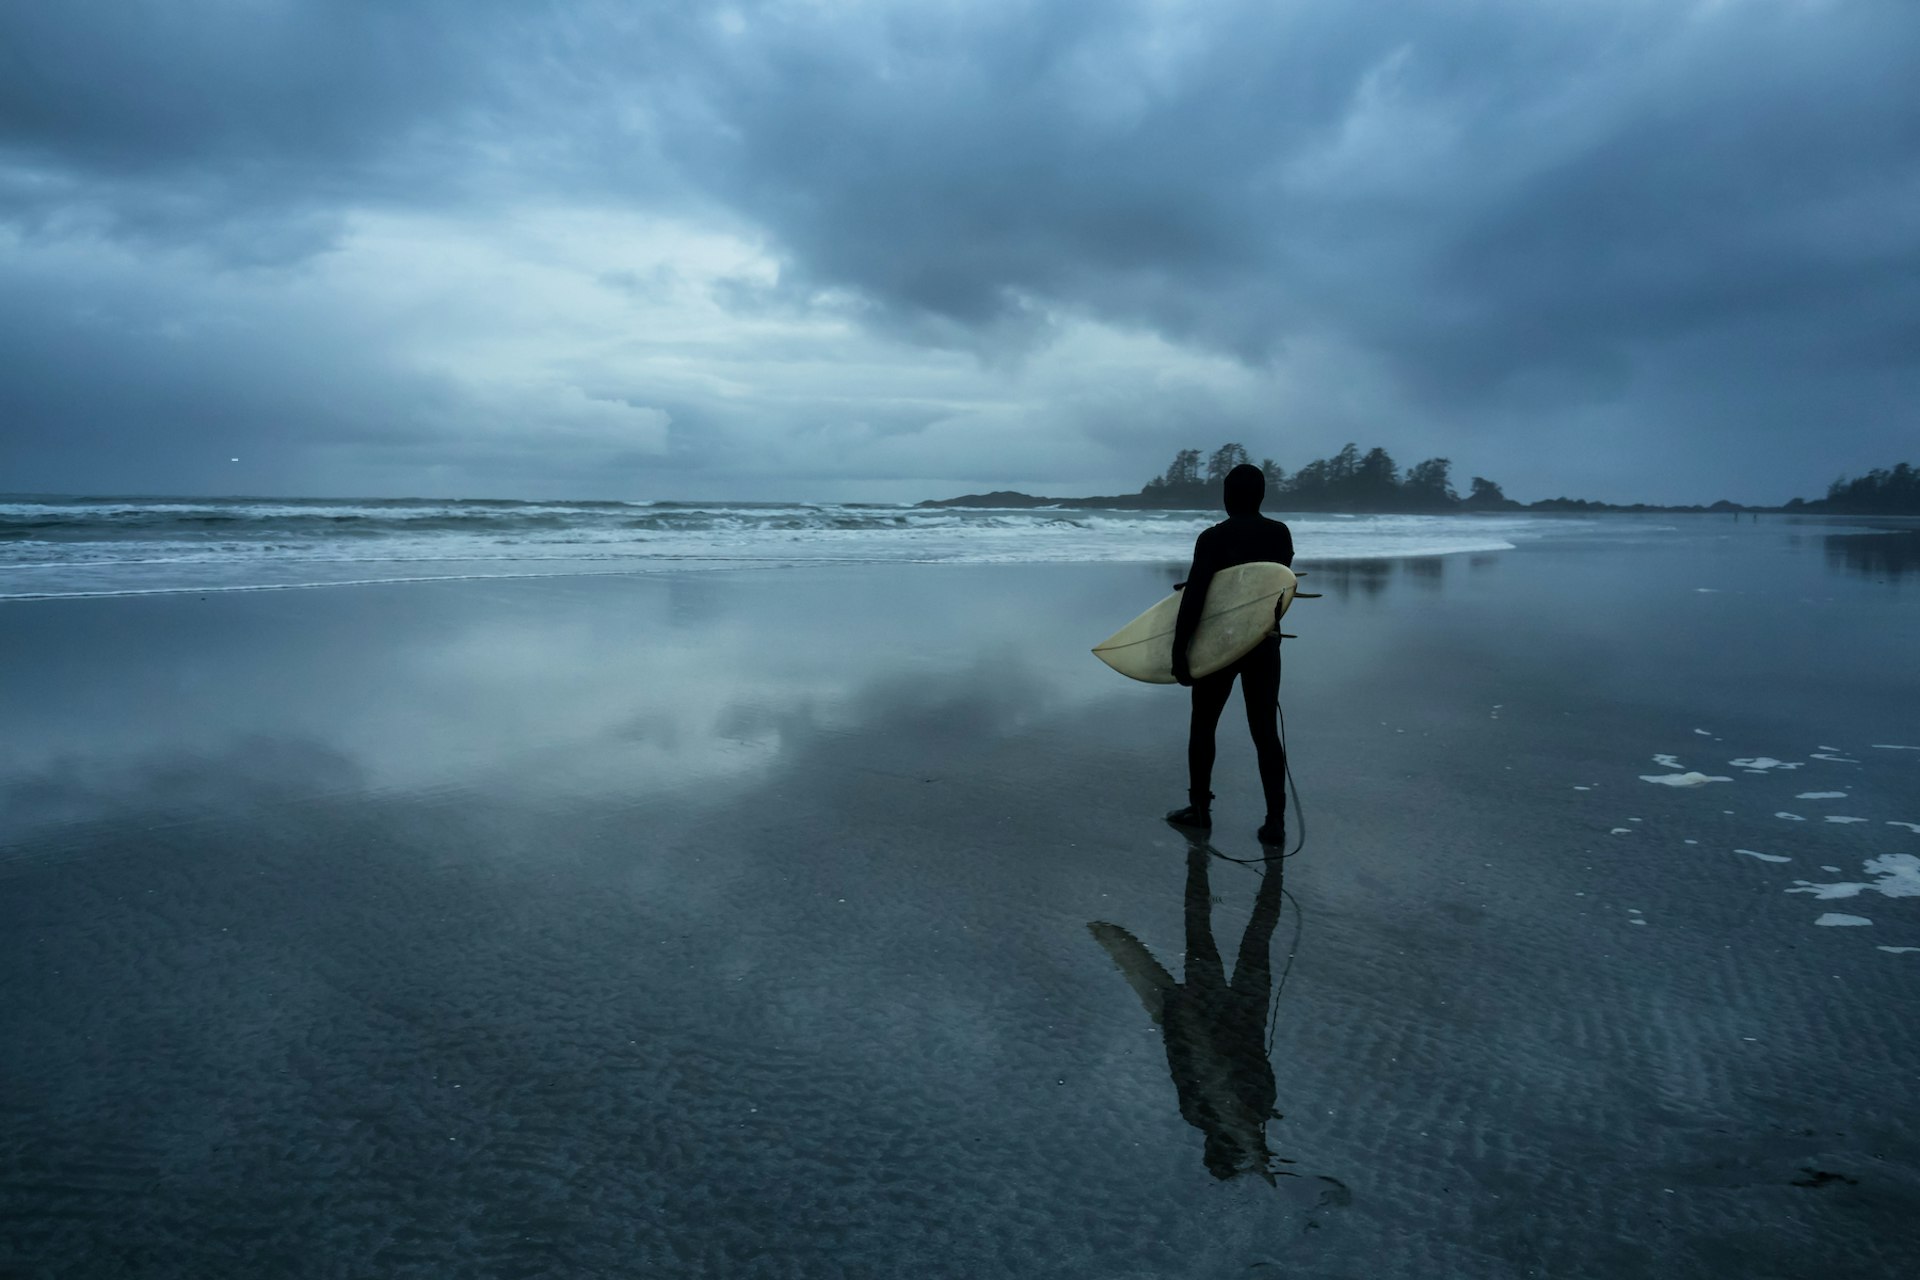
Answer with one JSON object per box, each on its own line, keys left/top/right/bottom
{"left": 3, "top": 0, "right": 1916, "bottom": 502}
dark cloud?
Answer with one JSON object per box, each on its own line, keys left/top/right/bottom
{"left": 665, "top": 2, "right": 1920, "bottom": 383}
{"left": 1, "top": 2, "right": 484, "bottom": 256}
{"left": 2, "top": 0, "right": 1916, "bottom": 501}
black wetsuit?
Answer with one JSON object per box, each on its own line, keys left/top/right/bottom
{"left": 1171, "top": 504, "right": 1294, "bottom": 819}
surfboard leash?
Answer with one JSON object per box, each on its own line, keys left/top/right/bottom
{"left": 1205, "top": 636, "right": 1305, "bottom": 867}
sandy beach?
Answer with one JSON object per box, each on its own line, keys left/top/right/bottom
{"left": 4, "top": 519, "right": 1918, "bottom": 1278}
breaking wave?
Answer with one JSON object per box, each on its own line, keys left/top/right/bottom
{"left": 0, "top": 496, "right": 1555, "bottom": 600}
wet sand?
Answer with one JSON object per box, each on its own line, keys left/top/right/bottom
{"left": 3, "top": 521, "right": 1918, "bottom": 1278}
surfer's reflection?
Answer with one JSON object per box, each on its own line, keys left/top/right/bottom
{"left": 1089, "top": 832, "right": 1291, "bottom": 1182}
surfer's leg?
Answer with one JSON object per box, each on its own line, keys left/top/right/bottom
{"left": 1171, "top": 669, "right": 1234, "bottom": 826}
{"left": 1183, "top": 843, "right": 1225, "bottom": 991}
{"left": 1239, "top": 642, "right": 1288, "bottom": 835}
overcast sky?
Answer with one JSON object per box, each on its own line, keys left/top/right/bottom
{"left": 2, "top": 0, "right": 1915, "bottom": 505}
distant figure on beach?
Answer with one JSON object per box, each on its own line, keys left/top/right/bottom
{"left": 1088, "top": 832, "right": 1288, "bottom": 1181}
{"left": 1165, "top": 463, "right": 1294, "bottom": 843}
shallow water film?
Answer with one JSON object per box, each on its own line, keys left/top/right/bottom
{"left": 3, "top": 517, "right": 1917, "bottom": 1278}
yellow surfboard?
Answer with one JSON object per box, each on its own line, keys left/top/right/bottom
{"left": 1092, "top": 562, "right": 1298, "bottom": 684}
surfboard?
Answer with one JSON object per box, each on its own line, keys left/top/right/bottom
{"left": 1092, "top": 562, "right": 1298, "bottom": 684}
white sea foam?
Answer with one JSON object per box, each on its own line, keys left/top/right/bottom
{"left": 1824, "top": 816, "right": 1867, "bottom": 824}
{"left": 1652, "top": 754, "right": 1682, "bottom": 769}
{"left": 1640, "top": 772, "right": 1730, "bottom": 787}
{"left": 1797, "top": 792, "right": 1848, "bottom": 800}
{"left": 1890, "top": 822, "right": 1920, "bottom": 834}
{"left": 1810, "top": 753, "right": 1859, "bottom": 763}
{"left": 1775, "top": 812, "right": 1806, "bottom": 821}
{"left": 1815, "top": 913, "right": 1872, "bottom": 927}
{"left": 1735, "top": 849, "right": 1792, "bottom": 863}
{"left": 1871, "top": 744, "right": 1920, "bottom": 751}
{"left": 1731, "top": 758, "right": 1802, "bottom": 772}
{"left": 1787, "top": 854, "right": 1920, "bottom": 901}
{"left": 1880, "top": 946, "right": 1920, "bottom": 954}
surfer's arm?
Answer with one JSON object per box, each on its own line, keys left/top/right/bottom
{"left": 1171, "top": 539, "right": 1217, "bottom": 684}
{"left": 1267, "top": 524, "right": 1295, "bottom": 635}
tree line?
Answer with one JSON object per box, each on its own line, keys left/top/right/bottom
{"left": 1141, "top": 443, "right": 1517, "bottom": 512}
{"left": 1786, "top": 462, "right": 1920, "bottom": 515}
{"left": 924, "top": 447, "right": 1919, "bottom": 514}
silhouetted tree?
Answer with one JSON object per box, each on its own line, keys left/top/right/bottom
{"left": 1403, "top": 458, "right": 1458, "bottom": 507}
{"left": 1354, "top": 447, "right": 1398, "bottom": 507}
{"left": 1820, "top": 462, "right": 1919, "bottom": 513}
{"left": 1207, "top": 443, "right": 1251, "bottom": 483}
{"left": 1463, "top": 476, "right": 1517, "bottom": 510}
{"left": 1260, "top": 458, "right": 1287, "bottom": 489}
{"left": 1166, "top": 449, "right": 1204, "bottom": 487}
{"left": 1328, "top": 443, "right": 1360, "bottom": 489}
{"left": 1289, "top": 458, "right": 1330, "bottom": 503}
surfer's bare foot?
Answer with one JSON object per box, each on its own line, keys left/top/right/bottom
{"left": 1165, "top": 803, "right": 1211, "bottom": 830}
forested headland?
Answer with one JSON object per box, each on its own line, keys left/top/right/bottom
{"left": 923, "top": 443, "right": 1920, "bottom": 515}
{"left": 1786, "top": 463, "right": 1920, "bottom": 515}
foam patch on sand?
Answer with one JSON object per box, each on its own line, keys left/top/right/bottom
{"left": 1824, "top": 816, "right": 1868, "bottom": 824}
{"left": 1787, "top": 854, "right": 1920, "bottom": 901}
{"left": 1731, "top": 757, "right": 1802, "bottom": 773}
{"left": 1811, "top": 753, "right": 1859, "bottom": 763}
{"left": 1776, "top": 812, "right": 1806, "bottom": 821}
{"left": 1872, "top": 744, "right": 1920, "bottom": 751}
{"left": 1797, "top": 792, "right": 1848, "bottom": 800}
{"left": 1879, "top": 946, "right": 1920, "bottom": 954}
{"left": 1653, "top": 754, "right": 1682, "bottom": 769}
{"left": 1610, "top": 827, "right": 1632, "bottom": 835}
{"left": 1736, "top": 849, "right": 1793, "bottom": 863}
{"left": 1641, "top": 772, "right": 1731, "bottom": 787}
{"left": 1816, "top": 913, "right": 1872, "bottom": 926}
{"left": 1891, "top": 822, "right": 1920, "bottom": 834}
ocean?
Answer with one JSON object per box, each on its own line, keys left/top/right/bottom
{"left": 0, "top": 495, "right": 1586, "bottom": 600}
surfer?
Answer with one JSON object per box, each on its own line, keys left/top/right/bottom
{"left": 1166, "top": 463, "right": 1294, "bottom": 843}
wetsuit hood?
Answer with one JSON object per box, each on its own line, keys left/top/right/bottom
{"left": 1223, "top": 463, "right": 1264, "bottom": 515}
